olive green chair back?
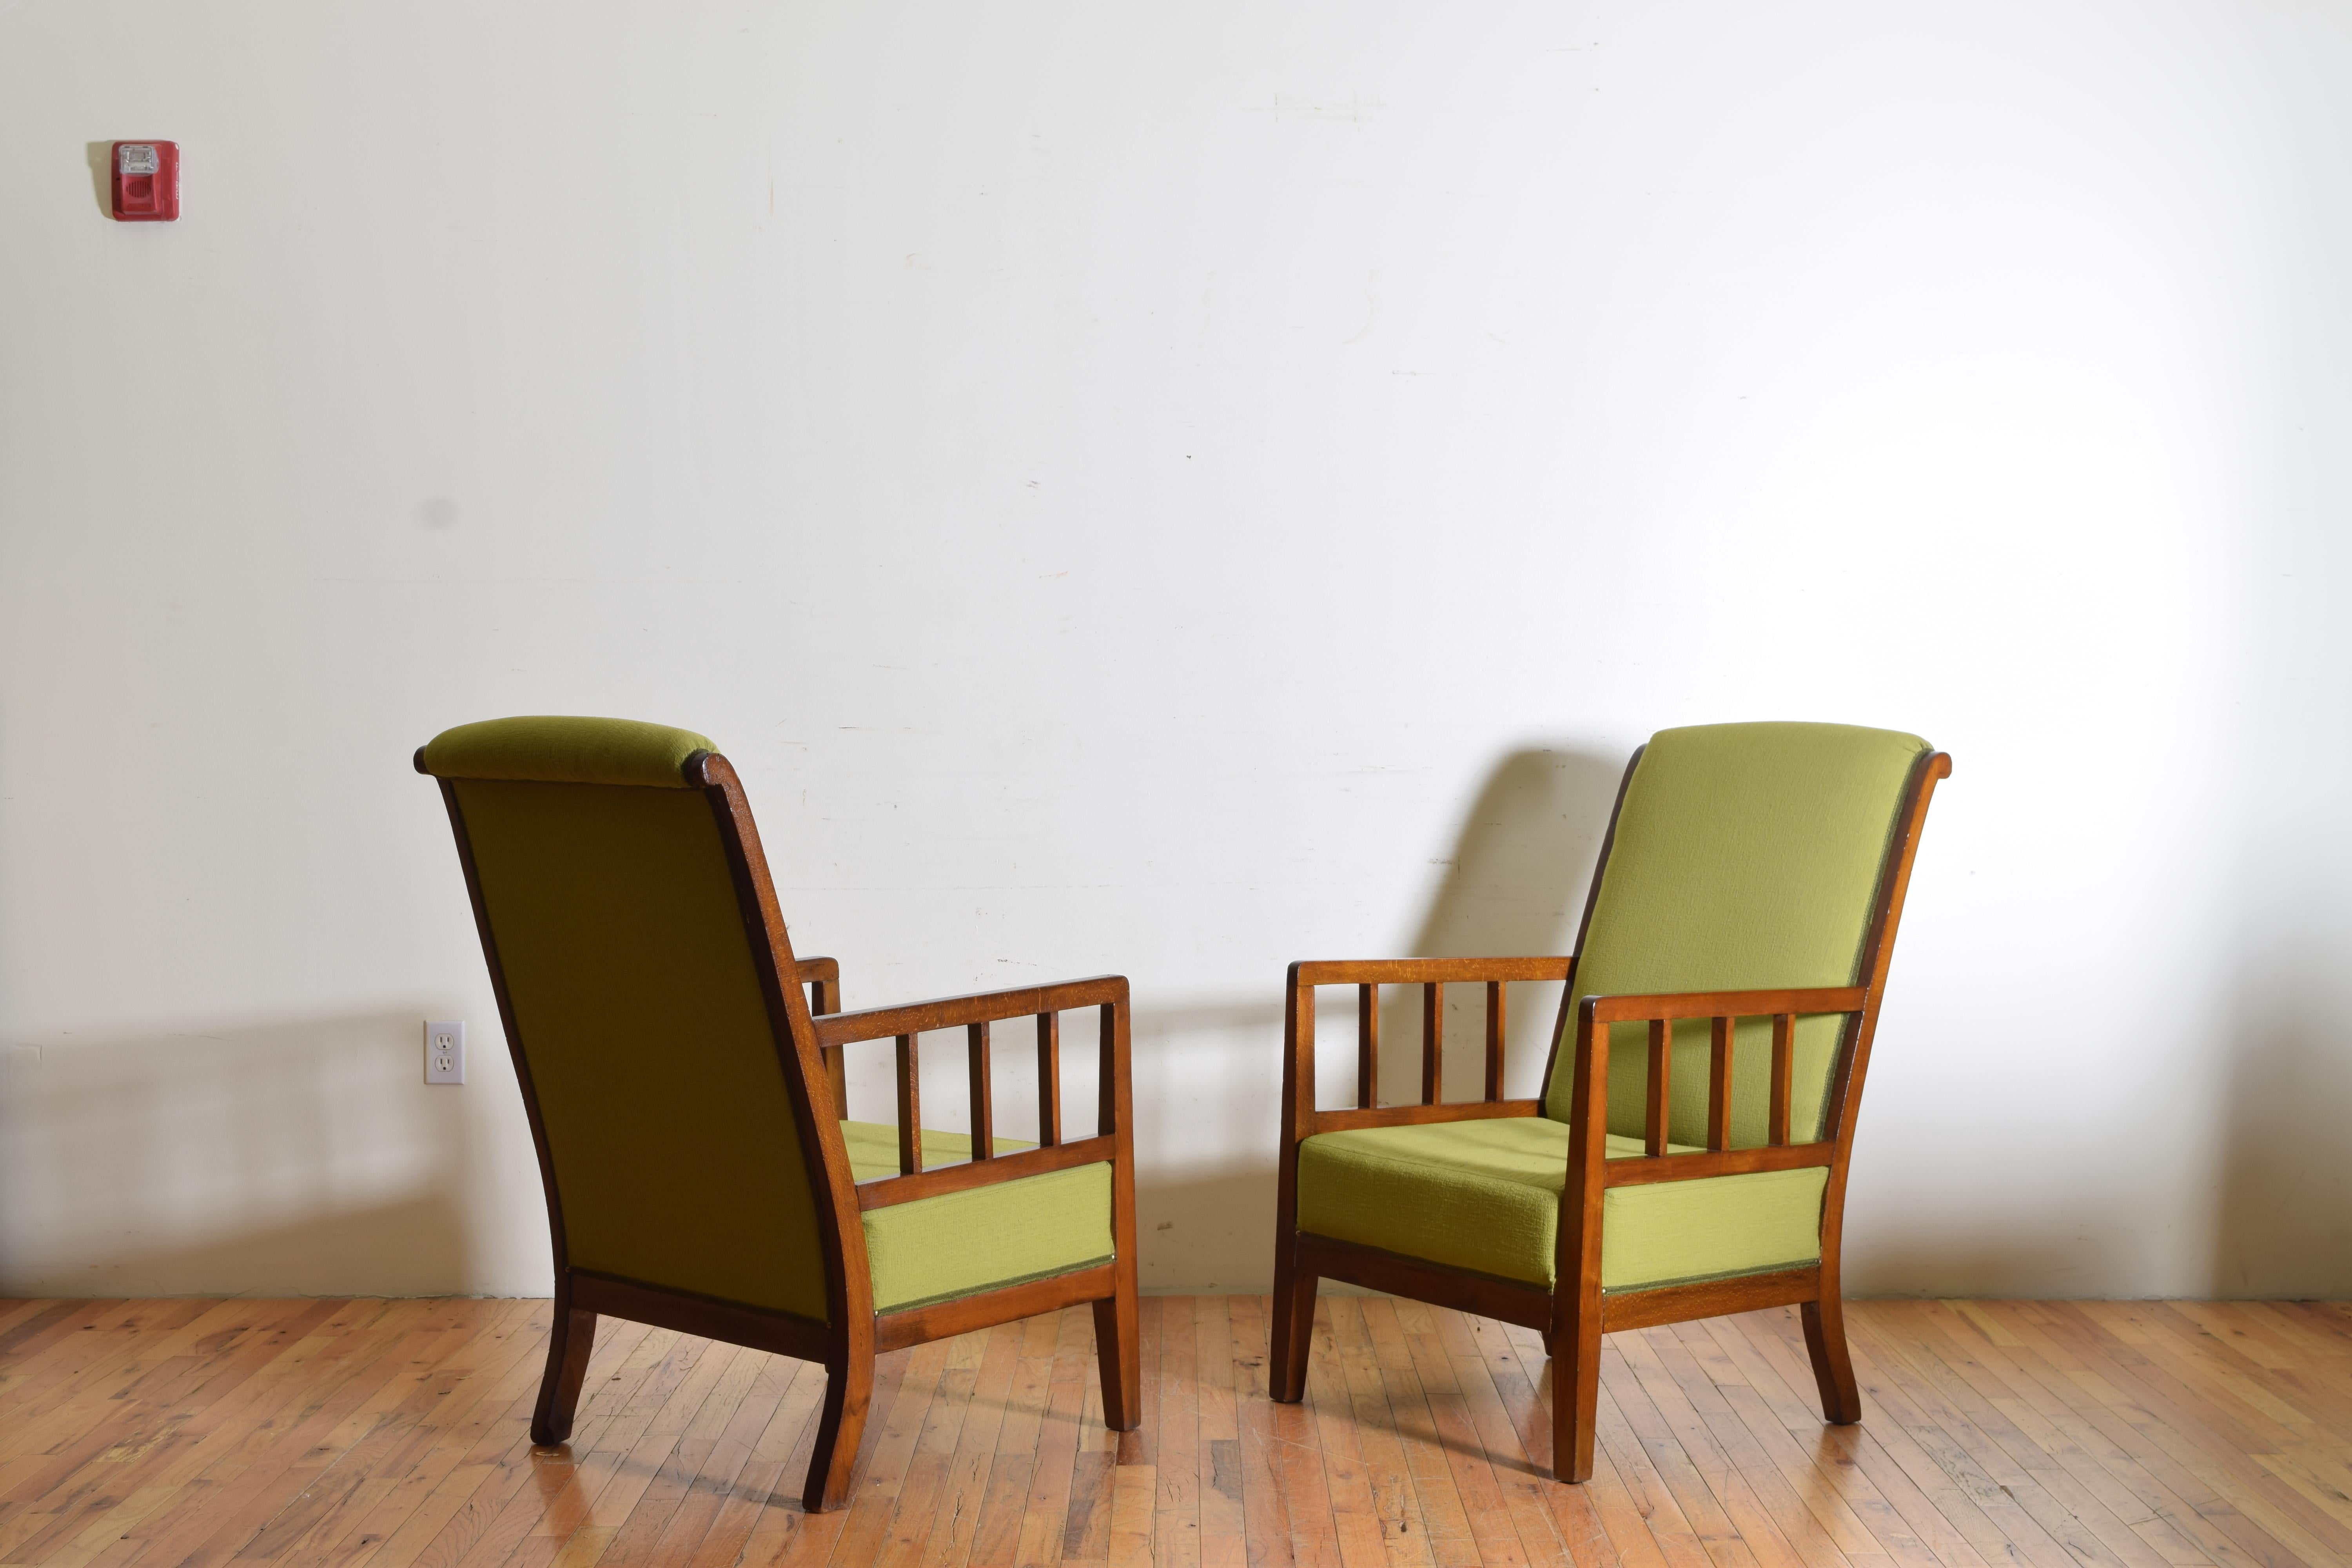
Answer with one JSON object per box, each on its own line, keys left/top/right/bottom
{"left": 1543, "top": 722, "right": 1933, "bottom": 1148}
{"left": 421, "top": 717, "right": 831, "bottom": 1322}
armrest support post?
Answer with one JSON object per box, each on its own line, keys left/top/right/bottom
{"left": 1283, "top": 965, "right": 1315, "bottom": 1149}
{"left": 1356, "top": 985, "right": 1378, "bottom": 1110}
{"left": 1097, "top": 1004, "right": 1121, "bottom": 1140}
{"left": 1554, "top": 997, "right": 1612, "bottom": 1478}
{"left": 794, "top": 956, "right": 845, "bottom": 1118}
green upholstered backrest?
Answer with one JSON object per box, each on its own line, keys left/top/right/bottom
{"left": 1542, "top": 722, "right": 1931, "bottom": 1147}
{"left": 423, "top": 717, "right": 831, "bottom": 1322}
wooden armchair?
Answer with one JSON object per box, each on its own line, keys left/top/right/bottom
{"left": 417, "top": 715, "right": 1138, "bottom": 1513}
{"left": 1269, "top": 721, "right": 1949, "bottom": 1482}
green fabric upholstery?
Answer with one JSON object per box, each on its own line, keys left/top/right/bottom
{"left": 1544, "top": 722, "right": 1930, "bottom": 1147}
{"left": 1296, "top": 1118, "right": 1826, "bottom": 1292}
{"left": 422, "top": 715, "right": 715, "bottom": 788}
{"left": 452, "top": 777, "right": 829, "bottom": 1320}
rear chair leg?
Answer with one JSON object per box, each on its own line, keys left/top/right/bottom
{"left": 1269, "top": 1240, "right": 1318, "bottom": 1403}
{"left": 530, "top": 1302, "right": 596, "bottom": 1446}
{"left": 1802, "top": 1294, "right": 1863, "bottom": 1424}
{"left": 802, "top": 1353, "right": 873, "bottom": 1512}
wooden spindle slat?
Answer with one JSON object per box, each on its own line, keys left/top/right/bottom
{"left": 1421, "top": 983, "right": 1443, "bottom": 1104}
{"left": 1097, "top": 1004, "right": 1118, "bottom": 1137}
{"left": 968, "top": 1021, "right": 993, "bottom": 1160}
{"left": 1357, "top": 984, "right": 1379, "bottom": 1110}
{"left": 896, "top": 1033, "right": 921, "bottom": 1175}
{"left": 1769, "top": 1014, "right": 1794, "bottom": 1145}
{"left": 1646, "top": 1019, "right": 1672, "bottom": 1157}
{"left": 1484, "top": 981, "right": 1505, "bottom": 1102}
{"left": 1707, "top": 1016, "right": 1734, "bottom": 1151}
{"left": 1037, "top": 1012, "right": 1061, "bottom": 1147}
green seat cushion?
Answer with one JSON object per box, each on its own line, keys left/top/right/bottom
{"left": 842, "top": 1120, "right": 1114, "bottom": 1313}
{"left": 1295, "top": 1118, "right": 1826, "bottom": 1293}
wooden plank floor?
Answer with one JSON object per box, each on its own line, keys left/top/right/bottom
{"left": 4, "top": 1296, "right": 2352, "bottom": 1567}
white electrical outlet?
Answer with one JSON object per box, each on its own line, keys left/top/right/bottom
{"left": 425, "top": 1020, "right": 465, "bottom": 1084}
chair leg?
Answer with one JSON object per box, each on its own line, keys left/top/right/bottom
{"left": 802, "top": 1352, "right": 873, "bottom": 1512}
{"left": 1093, "top": 1288, "right": 1142, "bottom": 1432}
{"left": 529, "top": 1304, "right": 596, "bottom": 1446}
{"left": 1269, "top": 1240, "right": 1318, "bottom": 1403}
{"left": 1550, "top": 1283, "right": 1602, "bottom": 1483}
{"left": 1802, "top": 1294, "right": 1863, "bottom": 1425}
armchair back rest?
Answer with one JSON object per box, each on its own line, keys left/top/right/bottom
{"left": 1543, "top": 722, "right": 1933, "bottom": 1146}
{"left": 421, "top": 717, "right": 834, "bottom": 1322}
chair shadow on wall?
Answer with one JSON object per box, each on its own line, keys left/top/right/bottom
{"left": 1132, "top": 746, "right": 1625, "bottom": 1291}
{"left": 0, "top": 1009, "right": 476, "bottom": 1297}
{"left": 2209, "top": 965, "right": 2352, "bottom": 1298}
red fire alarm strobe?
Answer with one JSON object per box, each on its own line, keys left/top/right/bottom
{"left": 111, "top": 141, "right": 179, "bottom": 221}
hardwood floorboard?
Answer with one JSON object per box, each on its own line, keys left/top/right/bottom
{"left": 11, "top": 1299, "right": 2352, "bottom": 1566}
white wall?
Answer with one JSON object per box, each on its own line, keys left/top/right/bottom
{"left": 3, "top": 0, "right": 2347, "bottom": 1300}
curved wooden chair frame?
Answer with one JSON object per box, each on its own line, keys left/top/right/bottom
{"left": 426, "top": 749, "right": 1140, "bottom": 1512}
{"left": 1269, "top": 747, "right": 1950, "bottom": 1481}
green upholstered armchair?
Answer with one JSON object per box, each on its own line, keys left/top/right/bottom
{"left": 417, "top": 716, "right": 1139, "bottom": 1513}
{"left": 1269, "top": 722, "right": 1949, "bottom": 1482}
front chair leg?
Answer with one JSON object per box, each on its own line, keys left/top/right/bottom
{"left": 1801, "top": 1294, "right": 1863, "bottom": 1424}
{"left": 1093, "top": 1284, "right": 1142, "bottom": 1432}
{"left": 530, "top": 1303, "right": 597, "bottom": 1446}
{"left": 802, "top": 1352, "right": 874, "bottom": 1512}
{"left": 1550, "top": 1283, "right": 1602, "bottom": 1483}
{"left": 1269, "top": 1239, "right": 1318, "bottom": 1403}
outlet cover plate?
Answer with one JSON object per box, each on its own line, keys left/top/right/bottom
{"left": 426, "top": 1020, "right": 465, "bottom": 1084}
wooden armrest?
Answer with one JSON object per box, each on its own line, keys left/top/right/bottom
{"left": 812, "top": 975, "right": 1130, "bottom": 1182}
{"left": 1602, "top": 1142, "right": 1834, "bottom": 1187}
{"left": 1282, "top": 957, "right": 1575, "bottom": 1141}
{"left": 1572, "top": 984, "right": 1868, "bottom": 1159}
{"left": 1291, "top": 957, "right": 1576, "bottom": 987}
{"left": 1583, "top": 985, "right": 1863, "bottom": 1026}
{"left": 811, "top": 975, "right": 1125, "bottom": 1045}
